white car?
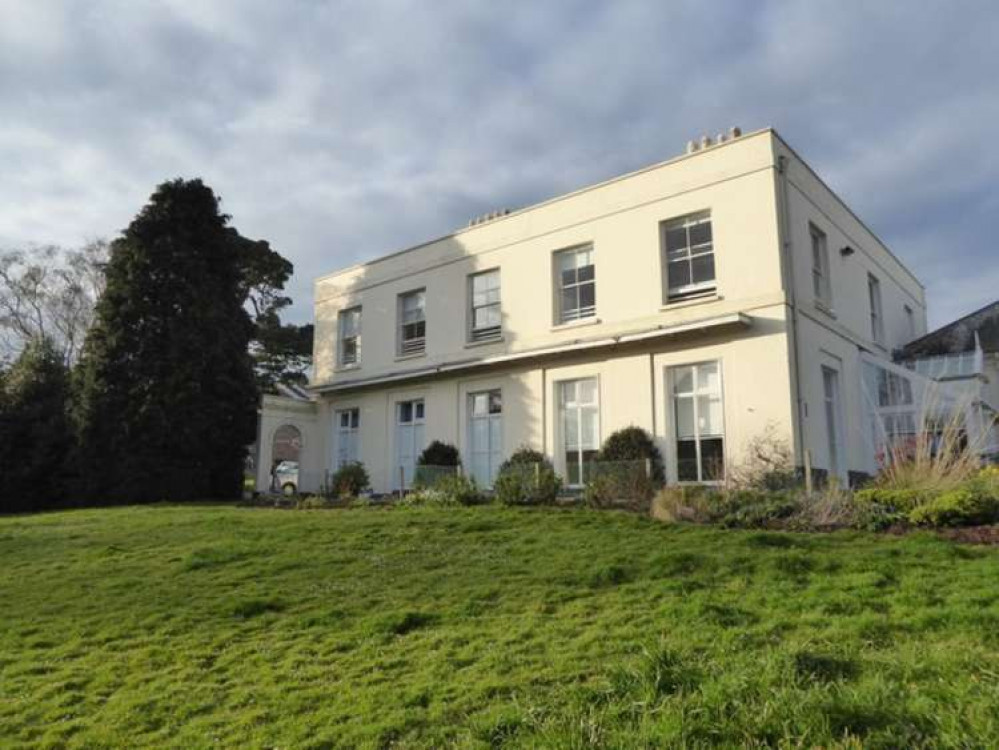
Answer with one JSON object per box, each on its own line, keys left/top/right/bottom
{"left": 274, "top": 461, "right": 299, "bottom": 494}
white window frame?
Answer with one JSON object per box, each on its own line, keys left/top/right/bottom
{"left": 668, "top": 361, "right": 725, "bottom": 483}
{"left": 468, "top": 269, "right": 502, "bottom": 343}
{"left": 337, "top": 307, "right": 362, "bottom": 367}
{"left": 868, "top": 273, "right": 884, "bottom": 345}
{"left": 467, "top": 389, "right": 503, "bottom": 487}
{"left": 662, "top": 211, "right": 715, "bottom": 302}
{"left": 554, "top": 245, "right": 596, "bottom": 324}
{"left": 821, "top": 366, "right": 843, "bottom": 479}
{"left": 398, "top": 289, "right": 426, "bottom": 356}
{"left": 394, "top": 398, "right": 426, "bottom": 489}
{"left": 557, "top": 377, "right": 600, "bottom": 487}
{"left": 333, "top": 407, "right": 360, "bottom": 469}
{"left": 810, "top": 223, "right": 832, "bottom": 307}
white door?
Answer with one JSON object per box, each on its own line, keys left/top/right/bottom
{"left": 395, "top": 399, "right": 425, "bottom": 489}
{"left": 468, "top": 390, "right": 502, "bottom": 487}
{"left": 822, "top": 366, "right": 844, "bottom": 481}
{"left": 333, "top": 408, "right": 359, "bottom": 469}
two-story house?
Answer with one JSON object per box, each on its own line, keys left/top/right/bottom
{"left": 279, "top": 128, "right": 932, "bottom": 494}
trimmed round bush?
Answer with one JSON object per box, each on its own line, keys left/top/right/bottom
{"left": 494, "top": 447, "right": 562, "bottom": 506}
{"left": 418, "top": 440, "right": 460, "bottom": 467}
{"left": 597, "top": 426, "right": 665, "bottom": 485}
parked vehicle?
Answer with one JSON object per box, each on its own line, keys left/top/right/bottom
{"left": 274, "top": 461, "right": 299, "bottom": 494}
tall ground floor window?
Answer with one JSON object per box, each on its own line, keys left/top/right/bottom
{"left": 670, "top": 361, "right": 724, "bottom": 482}
{"left": 558, "top": 377, "right": 599, "bottom": 486}
{"left": 468, "top": 390, "right": 502, "bottom": 487}
{"left": 333, "top": 408, "right": 360, "bottom": 469}
{"left": 395, "top": 399, "right": 425, "bottom": 489}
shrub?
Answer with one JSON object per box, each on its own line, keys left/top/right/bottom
{"left": 854, "top": 487, "right": 929, "bottom": 512}
{"left": 597, "top": 427, "right": 665, "bottom": 485}
{"left": 584, "top": 465, "right": 657, "bottom": 512}
{"left": 296, "top": 495, "right": 334, "bottom": 510}
{"left": 908, "top": 487, "right": 999, "bottom": 527}
{"left": 325, "top": 462, "right": 370, "bottom": 499}
{"left": 650, "top": 485, "right": 723, "bottom": 523}
{"left": 400, "top": 489, "right": 460, "bottom": 508}
{"left": 433, "top": 473, "right": 487, "bottom": 506}
{"left": 727, "top": 426, "right": 798, "bottom": 491}
{"left": 494, "top": 447, "right": 562, "bottom": 506}
{"left": 418, "top": 441, "right": 460, "bottom": 467}
{"left": 712, "top": 490, "right": 799, "bottom": 529}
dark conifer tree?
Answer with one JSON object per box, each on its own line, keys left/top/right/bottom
{"left": 0, "top": 337, "right": 73, "bottom": 512}
{"left": 74, "top": 180, "right": 260, "bottom": 502}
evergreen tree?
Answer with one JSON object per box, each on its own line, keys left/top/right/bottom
{"left": 74, "top": 179, "right": 260, "bottom": 503}
{"left": 0, "top": 337, "right": 73, "bottom": 512}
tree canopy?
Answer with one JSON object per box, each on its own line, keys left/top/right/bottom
{"left": 74, "top": 179, "right": 262, "bottom": 503}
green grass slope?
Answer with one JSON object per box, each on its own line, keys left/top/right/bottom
{"left": 1, "top": 505, "right": 998, "bottom": 748}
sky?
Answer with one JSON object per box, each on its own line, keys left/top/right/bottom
{"left": 2, "top": 0, "right": 998, "bottom": 328}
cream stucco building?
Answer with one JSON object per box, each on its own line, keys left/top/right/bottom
{"left": 269, "top": 128, "right": 949, "bottom": 494}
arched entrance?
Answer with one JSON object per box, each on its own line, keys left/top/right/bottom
{"left": 271, "top": 424, "right": 302, "bottom": 493}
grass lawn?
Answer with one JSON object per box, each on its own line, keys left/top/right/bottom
{"left": 2, "top": 505, "right": 998, "bottom": 748}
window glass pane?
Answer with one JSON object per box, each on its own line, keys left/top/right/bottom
{"left": 675, "top": 397, "right": 695, "bottom": 438}
{"left": 472, "top": 393, "right": 487, "bottom": 416}
{"left": 489, "top": 418, "right": 502, "bottom": 449}
{"left": 581, "top": 408, "right": 598, "bottom": 448}
{"left": 700, "top": 438, "right": 725, "bottom": 480}
{"left": 351, "top": 409, "right": 360, "bottom": 428}
{"left": 673, "top": 367, "right": 694, "bottom": 395}
{"left": 340, "top": 412, "right": 350, "bottom": 428}
{"left": 579, "top": 282, "right": 595, "bottom": 310}
{"left": 560, "top": 287, "right": 578, "bottom": 318}
{"left": 698, "top": 395, "right": 723, "bottom": 436}
{"left": 691, "top": 254, "right": 715, "bottom": 285}
{"left": 558, "top": 251, "right": 576, "bottom": 273}
{"left": 564, "top": 411, "right": 580, "bottom": 449}
{"left": 677, "top": 440, "right": 698, "bottom": 481}
{"left": 579, "top": 378, "right": 598, "bottom": 404}
{"left": 668, "top": 259, "right": 691, "bottom": 290}
{"left": 581, "top": 450, "right": 599, "bottom": 482}
{"left": 697, "top": 362, "right": 719, "bottom": 391}
{"left": 399, "top": 402, "right": 412, "bottom": 423}
{"left": 576, "top": 248, "right": 592, "bottom": 267}
{"left": 577, "top": 264, "right": 594, "bottom": 283}
{"left": 415, "top": 401, "right": 424, "bottom": 420}
{"left": 665, "top": 226, "right": 688, "bottom": 252}
{"left": 688, "top": 221, "right": 712, "bottom": 247}
{"left": 488, "top": 391, "right": 502, "bottom": 414}
{"left": 560, "top": 380, "right": 576, "bottom": 405}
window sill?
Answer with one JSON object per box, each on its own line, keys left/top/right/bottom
{"left": 660, "top": 291, "right": 721, "bottom": 311}
{"left": 464, "top": 336, "right": 504, "bottom": 349}
{"left": 334, "top": 363, "right": 361, "bottom": 373}
{"left": 551, "top": 316, "right": 601, "bottom": 333}
{"left": 394, "top": 352, "right": 427, "bottom": 362}
{"left": 814, "top": 300, "right": 837, "bottom": 319}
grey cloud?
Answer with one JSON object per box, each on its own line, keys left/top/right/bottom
{"left": 2, "top": 0, "right": 998, "bottom": 327}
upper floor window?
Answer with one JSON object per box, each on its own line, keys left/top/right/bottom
{"left": 904, "top": 305, "right": 915, "bottom": 340}
{"left": 555, "top": 245, "right": 595, "bottom": 324}
{"left": 398, "top": 289, "right": 426, "bottom": 356}
{"left": 469, "top": 269, "right": 501, "bottom": 342}
{"left": 868, "top": 273, "right": 884, "bottom": 345}
{"left": 810, "top": 224, "right": 831, "bottom": 307}
{"left": 662, "top": 211, "right": 714, "bottom": 301}
{"left": 337, "top": 307, "right": 361, "bottom": 366}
